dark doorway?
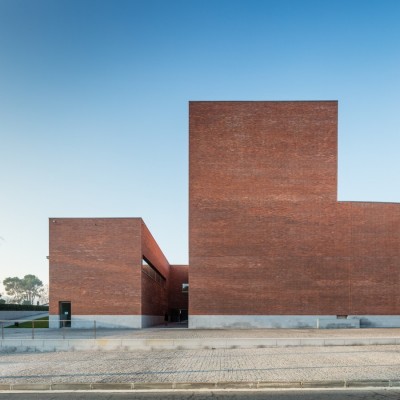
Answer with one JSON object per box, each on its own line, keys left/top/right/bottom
{"left": 180, "top": 309, "right": 188, "bottom": 322}
{"left": 59, "top": 301, "right": 71, "bottom": 327}
{"left": 171, "top": 308, "right": 188, "bottom": 323}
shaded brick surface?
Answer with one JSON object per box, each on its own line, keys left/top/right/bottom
{"left": 141, "top": 221, "right": 170, "bottom": 316}
{"left": 168, "top": 265, "right": 189, "bottom": 311}
{"left": 189, "top": 101, "right": 400, "bottom": 316}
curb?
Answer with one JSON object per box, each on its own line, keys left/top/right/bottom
{"left": 0, "top": 380, "right": 398, "bottom": 391}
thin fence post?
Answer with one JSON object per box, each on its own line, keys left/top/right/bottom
{"left": 1, "top": 322, "right": 3, "bottom": 339}
{"left": 94, "top": 320, "right": 96, "bottom": 339}
{"left": 32, "top": 320, "right": 34, "bottom": 339}
{"left": 62, "top": 320, "right": 65, "bottom": 339}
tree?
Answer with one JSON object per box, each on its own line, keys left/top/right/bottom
{"left": 3, "top": 275, "right": 43, "bottom": 305}
{"left": 0, "top": 293, "right": 5, "bottom": 304}
{"left": 38, "top": 284, "right": 49, "bottom": 305}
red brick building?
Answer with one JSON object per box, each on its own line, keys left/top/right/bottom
{"left": 49, "top": 218, "right": 188, "bottom": 328}
{"left": 189, "top": 101, "right": 400, "bottom": 328}
{"left": 50, "top": 101, "right": 400, "bottom": 328}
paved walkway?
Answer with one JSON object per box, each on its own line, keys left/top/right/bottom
{"left": 1, "top": 345, "right": 400, "bottom": 385}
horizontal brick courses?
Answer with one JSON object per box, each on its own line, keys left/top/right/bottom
{"left": 49, "top": 218, "right": 142, "bottom": 316}
{"left": 49, "top": 218, "right": 184, "bottom": 321}
{"left": 189, "top": 101, "right": 400, "bottom": 317}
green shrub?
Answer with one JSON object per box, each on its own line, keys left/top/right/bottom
{"left": 0, "top": 304, "right": 49, "bottom": 311}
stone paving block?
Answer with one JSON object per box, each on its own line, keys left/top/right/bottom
{"left": 253, "top": 339, "right": 277, "bottom": 347}
{"left": 302, "top": 380, "right": 345, "bottom": 388}
{"left": 133, "top": 382, "right": 174, "bottom": 390}
{"left": 12, "top": 384, "right": 51, "bottom": 390}
{"left": 0, "top": 384, "right": 11, "bottom": 390}
{"left": 1, "top": 339, "right": 22, "bottom": 347}
{"left": 204, "top": 339, "right": 228, "bottom": 349}
{"left": 276, "top": 339, "right": 301, "bottom": 346}
{"left": 41, "top": 340, "right": 70, "bottom": 352}
{"left": 217, "top": 381, "right": 256, "bottom": 389}
{"left": 257, "top": 381, "right": 301, "bottom": 388}
{"left": 67, "top": 340, "right": 98, "bottom": 351}
{"left": 146, "top": 339, "right": 176, "bottom": 350}
{"left": 299, "top": 339, "right": 325, "bottom": 346}
{"left": 368, "top": 338, "right": 396, "bottom": 345}
{"left": 93, "top": 339, "right": 123, "bottom": 350}
{"left": 346, "top": 380, "right": 390, "bottom": 388}
{"left": 227, "top": 339, "right": 271, "bottom": 349}
{"left": 91, "top": 383, "right": 132, "bottom": 390}
{"left": 20, "top": 340, "right": 39, "bottom": 351}
{"left": 174, "top": 382, "right": 217, "bottom": 389}
{"left": 173, "top": 339, "right": 206, "bottom": 349}
{"left": 323, "top": 339, "right": 345, "bottom": 346}
{"left": 343, "top": 339, "right": 369, "bottom": 346}
{"left": 51, "top": 383, "right": 92, "bottom": 390}
{"left": 120, "top": 339, "right": 148, "bottom": 350}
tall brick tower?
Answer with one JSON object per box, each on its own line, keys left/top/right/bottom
{"left": 189, "top": 101, "right": 400, "bottom": 328}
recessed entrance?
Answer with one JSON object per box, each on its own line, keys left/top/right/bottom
{"left": 171, "top": 308, "right": 188, "bottom": 323}
{"left": 59, "top": 301, "right": 71, "bottom": 327}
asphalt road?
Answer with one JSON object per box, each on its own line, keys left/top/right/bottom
{"left": 1, "top": 390, "right": 400, "bottom": 399}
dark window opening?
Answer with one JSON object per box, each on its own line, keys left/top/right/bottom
{"left": 142, "top": 257, "right": 166, "bottom": 286}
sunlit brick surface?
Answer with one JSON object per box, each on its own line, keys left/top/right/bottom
{"left": 189, "top": 101, "right": 400, "bottom": 316}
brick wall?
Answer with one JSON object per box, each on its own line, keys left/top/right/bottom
{"left": 49, "top": 218, "right": 142, "bottom": 316}
{"left": 189, "top": 101, "right": 400, "bottom": 316}
{"left": 168, "top": 265, "right": 189, "bottom": 311}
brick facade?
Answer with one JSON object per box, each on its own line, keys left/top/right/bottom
{"left": 49, "top": 218, "right": 142, "bottom": 318}
{"left": 49, "top": 100, "right": 400, "bottom": 329}
{"left": 189, "top": 101, "right": 400, "bottom": 323}
{"left": 49, "top": 218, "right": 188, "bottom": 328}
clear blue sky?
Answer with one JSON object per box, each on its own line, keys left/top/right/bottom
{"left": 0, "top": 0, "right": 399, "bottom": 290}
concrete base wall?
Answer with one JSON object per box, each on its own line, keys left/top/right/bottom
{"left": 189, "top": 315, "right": 364, "bottom": 329}
{"left": 358, "top": 316, "right": 400, "bottom": 328}
{"left": 49, "top": 315, "right": 142, "bottom": 329}
{"left": 49, "top": 314, "right": 164, "bottom": 329}
{"left": 141, "top": 315, "right": 164, "bottom": 328}
{"left": 0, "top": 311, "right": 48, "bottom": 321}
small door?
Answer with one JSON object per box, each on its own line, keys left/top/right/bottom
{"left": 59, "top": 301, "right": 71, "bottom": 327}
{"left": 179, "top": 309, "right": 188, "bottom": 322}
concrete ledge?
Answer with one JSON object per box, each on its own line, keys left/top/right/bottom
{"left": 302, "top": 381, "right": 345, "bottom": 388}
{"left": 91, "top": 383, "right": 133, "bottom": 390}
{"left": 3, "top": 336, "right": 400, "bottom": 352}
{"left": 0, "top": 380, "right": 398, "bottom": 391}
{"left": 51, "top": 383, "right": 92, "bottom": 390}
{"left": 346, "top": 380, "right": 390, "bottom": 388}
{"left": 133, "top": 382, "right": 174, "bottom": 390}
{"left": 11, "top": 384, "right": 51, "bottom": 391}
{"left": 256, "top": 381, "right": 301, "bottom": 388}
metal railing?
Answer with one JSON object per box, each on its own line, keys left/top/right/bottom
{"left": 0, "top": 319, "right": 103, "bottom": 340}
